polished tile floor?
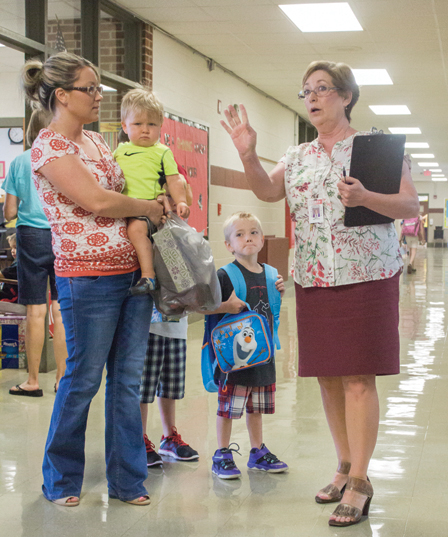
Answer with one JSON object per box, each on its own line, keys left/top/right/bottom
{"left": 1, "top": 247, "right": 447, "bottom": 537}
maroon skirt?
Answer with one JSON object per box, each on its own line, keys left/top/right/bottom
{"left": 295, "top": 272, "right": 400, "bottom": 377}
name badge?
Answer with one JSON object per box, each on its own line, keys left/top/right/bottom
{"left": 308, "top": 198, "right": 324, "bottom": 224}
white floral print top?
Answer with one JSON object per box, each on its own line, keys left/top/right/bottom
{"left": 280, "top": 133, "right": 403, "bottom": 288}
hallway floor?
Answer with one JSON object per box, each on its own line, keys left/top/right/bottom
{"left": 1, "top": 246, "right": 446, "bottom": 537}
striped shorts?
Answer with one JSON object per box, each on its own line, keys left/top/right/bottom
{"left": 139, "top": 332, "right": 187, "bottom": 404}
{"left": 217, "top": 383, "right": 276, "bottom": 419}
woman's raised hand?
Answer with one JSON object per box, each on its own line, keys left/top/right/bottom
{"left": 221, "top": 104, "right": 257, "bottom": 158}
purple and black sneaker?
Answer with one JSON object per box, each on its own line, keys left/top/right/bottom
{"left": 212, "top": 443, "right": 242, "bottom": 480}
{"left": 247, "top": 444, "right": 288, "bottom": 473}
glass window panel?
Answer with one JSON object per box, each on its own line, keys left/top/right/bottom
{"left": 100, "top": 88, "right": 125, "bottom": 152}
{"left": 0, "top": 0, "right": 25, "bottom": 36}
{"left": 0, "top": 47, "right": 25, "bottom": 118}
{"left": 100, "top": 10, "right": 125, "bottom": 78}
{"left": 47, "top": 0, "right": 82, "bottom": 54}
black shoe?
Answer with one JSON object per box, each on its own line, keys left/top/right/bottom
{"left": 130, "top": 277, "right": 158, "bottom": 296}
{"left": 159, "top": 427, "right": 199, "bottom": 461}
{"left": 144, "top": 434, "right": 163, "bottom": 467}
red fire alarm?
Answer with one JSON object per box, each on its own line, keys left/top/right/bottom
{"left": 217, "top": 203, "right": 222, "bottom": 216}
{"left": 423, "top": 170, "right": 431, "bottom": 177}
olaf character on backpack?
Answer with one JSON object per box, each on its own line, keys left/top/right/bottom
{"left": 233, "top": 325, "right": 257, "bottom": 368}
{"left": 203, "top": 212, "right": 288, "bottom": 479}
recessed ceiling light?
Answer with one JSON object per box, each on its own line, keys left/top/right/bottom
{"left": 369, "top": 105, "right": 410, "bottom": 115}
{"left": 279, "top": 3, "right": 363, "bottom": 32}
{"left": 405, "top": 142, "right": 429, "bottom": 148}
{"left": 411, "top": 154, "right": 434, "bottom": 159}
{"left": 430, "top": 169, "right": 442, "bottom": 172}
{"left": 0, "top": 44, "right": 5, "bottom": 48}
{"left": 101, "top": 84, "right": 116, "bottom": 92}
{"left": 389, "top": 128, "right": 421, "bottom": 134}
{"left": 352, "top": 69, "right": 393, "bottom": 85}
{"left": 418, "top": 162, "right": 439, "bottom": 167}
{"left": 432, "top": 177, "right": 447, "bottom": 181}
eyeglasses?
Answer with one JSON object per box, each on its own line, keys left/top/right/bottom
{"left": 298, "top": 85, "right": 341, "bottom": 100}
{"left": 69, "top": 85, "right": 103, "bottom": 96}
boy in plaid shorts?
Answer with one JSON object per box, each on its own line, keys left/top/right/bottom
{"left": 210, "top": 212, "right": 288, "bottom": 479}
{"left": 140, "top": 305, "right": 199, "bottom": 466}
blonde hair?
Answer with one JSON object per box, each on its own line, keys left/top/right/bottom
{"left": 6, "top": 234, "right": 16, "bottom": 248}
{"left": 26, "top": 106, "right": 52, "bottom": 146}
{"left": 223, "top": 212, "right": 263, "bottom": 242}
{"left": 121, "top": 87, "right": 164, "bottom": 123}
{"left": 21, "top": 52, "right": 100, "bottom": 113}
{"left": 302, "top": 61, "right": 359, "bottom": 122}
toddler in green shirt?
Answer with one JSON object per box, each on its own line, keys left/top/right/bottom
{"left": 114, "top": 88, "right": 189, "bottom": 294}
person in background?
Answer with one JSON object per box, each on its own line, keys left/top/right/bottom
{"left": 400, "top": 214, "right": 425, "bottom": 274}
{"left": 21, "top": 51, "right": 167, "bottom": 507}
{"left": 0, "top": 234, "right": 18, "bottom": 302}
{"left": 220, "top": 61, "right": 419, "bottom": 526}
{"left": 2, "top": 108, "right": 67, "bottom": 396}
{"left": 140, "top": 190, "right": 198, "bottom": 467}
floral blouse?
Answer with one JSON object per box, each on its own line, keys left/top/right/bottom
{"left": 281, "top": 133, "right": 403, "bottom": 288}
{"left": 31, "top": 129, "right": 139, "bottom": 277}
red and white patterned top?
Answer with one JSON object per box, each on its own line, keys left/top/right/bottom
{"left": 31, "top": 128, "right": 139, "bottom": 277}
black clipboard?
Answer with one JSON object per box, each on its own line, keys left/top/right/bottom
{"left": 344, "top": 133, "right": 406, "bottom": 227}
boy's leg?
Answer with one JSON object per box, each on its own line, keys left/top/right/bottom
{"left": 212, "top": 384, "right": 248, "bottom": 479}
{"left": 158, "top": 397, "right": 176, "bottom": 438}
{"left": 156, "top": 337, "right": 199, "bottom": 461}
{"left": 140, "top": 332, "right": 164, "bottom": 467}
{"left": 246, "top": 412, "right": 263, "bottom": 449}
{"left": 217, "top": 415, "right": 233, "bottom": 449}
{"left": 246, "top": 385, "right": 288, "bottom": 473}
{"left": 140, "top": 402, "right": 149, "bottom": 436}
{"left": 127, "top": 218, "right": 155, "bottom": 279}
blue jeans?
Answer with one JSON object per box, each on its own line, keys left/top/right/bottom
{"left": 42, "top": 271, "right": 152, "bottom": 502}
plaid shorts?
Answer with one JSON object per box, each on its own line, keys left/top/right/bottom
{"left": 217, "top": 383, "right": 276, "bottom": 419}
{"left": 140, "top": 332, "right": 187, "bottom": 403}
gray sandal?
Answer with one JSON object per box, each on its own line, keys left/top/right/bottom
{"left": 315, "top": 460, "right": 351, "bottom": 504}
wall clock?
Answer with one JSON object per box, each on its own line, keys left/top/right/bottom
{"left": 8, "top": 127, "right": 24, "bottom": 144}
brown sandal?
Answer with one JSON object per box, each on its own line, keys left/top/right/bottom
{"left": 315, "top": 460, "right": 351, "bottom": 504}
{"left": 328, "top": 476, "right": 373, "bottom": 527}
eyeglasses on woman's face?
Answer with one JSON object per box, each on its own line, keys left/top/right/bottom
{"left": 298, "top": 85, "right": 341, "bottom": 100}
{"left": 69, "top": 85, "right": 103, "bottom": 97}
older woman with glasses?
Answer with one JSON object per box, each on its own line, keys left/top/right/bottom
{"left": 221, "top": 60, "right": 419, "bottom": 527}
{"left": 21, "top": 52, "right": 168, "bottom": 507}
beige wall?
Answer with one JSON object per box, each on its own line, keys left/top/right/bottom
{"left": 152, "top": 30, "right": 296, "bottom": 267}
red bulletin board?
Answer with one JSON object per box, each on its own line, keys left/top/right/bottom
{"left": 160, "top": 114, "right": 209, "bottom": 235}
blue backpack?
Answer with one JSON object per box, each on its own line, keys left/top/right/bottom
{"left": 201, "top": 263, "right": 281, "bottom": 393}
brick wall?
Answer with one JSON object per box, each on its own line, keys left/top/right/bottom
{"left": 46, "top": 18, "right": 154, "bottom": 124}
{"left": 142, "top": 24, "right": 153, "bottom": 88}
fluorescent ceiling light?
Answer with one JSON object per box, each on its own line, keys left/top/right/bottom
{"left": 352, "top": 69, "right": 393, "bottom": 85}
{"left": 405, "top": 142, "right": 429, "bottom": 148}
{"left": 430, "top": 169, "right": 442, "bottom": 172}
{"left": 101, "top": 84, "right": 116, "bottom": 92}
{"left": 432, "top": 173, "right": 445, "bottom": 176}
{"left": 279, "top": 3, "right": 363, "bottom": 32}
{"left": 417, "top": 162, "right": 439, "bottom": 167}
{"left": 369, "top": 105, "right": 410, "bottom": 115}
{"left": 432, "top": 177, "right": 447, "bottom": 181}
{"left": 389, "top": 127, "right": 421, "bottom": 134}
{"left": 0, "top": 44, "right": 5, "bottom": 48}
{"left": 411, "top": 154, "right": 434, "bottom": 159}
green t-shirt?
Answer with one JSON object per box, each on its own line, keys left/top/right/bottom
{"left": 113, "top": 142, "right": 178, "bottom": 199}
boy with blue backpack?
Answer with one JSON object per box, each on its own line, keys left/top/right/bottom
{"left": 203, "top": 211, "right": 288, "bottom": 479}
